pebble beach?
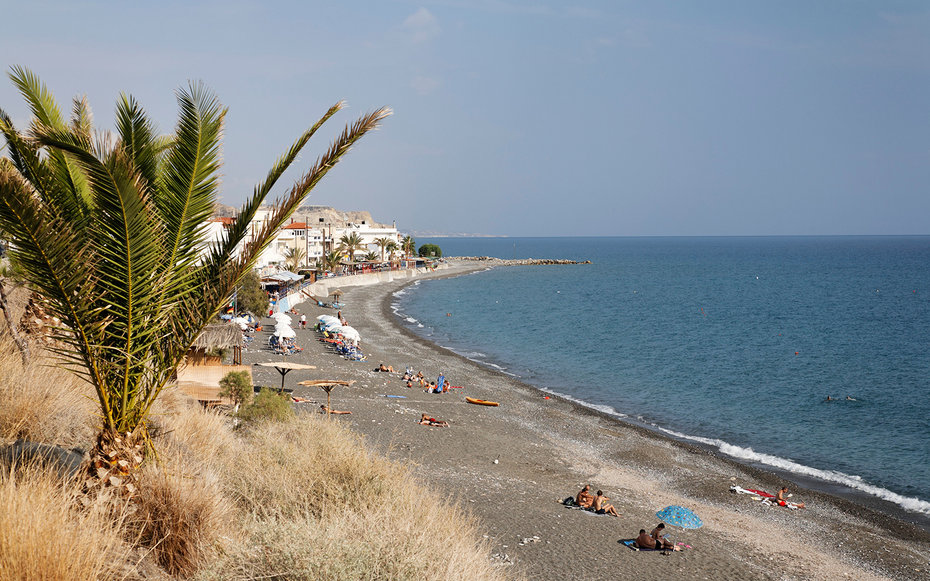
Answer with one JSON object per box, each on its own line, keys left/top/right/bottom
{"left": 245, "top": 261, "right": 930, "bottom": 581}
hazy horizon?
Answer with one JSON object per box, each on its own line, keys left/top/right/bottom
{"left": 2, "top": 1, "right": 928, "bottom": 237}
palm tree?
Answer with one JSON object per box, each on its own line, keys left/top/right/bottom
{"left": 402, "top": 235, "right": 416, "bottom": 259}
{"left": 322, "top": 250, "right": 343, "bottom": 272}
{"left": 386, "top": 240, "right": 399, "bottom": 263}
{"left": 0, "top": 67, "right": 389, "bottom": 493}
{"left": 363, "top": 250, "right": 379, "bottom": 262}
{"left": 284, "top": 247, "right": 306, "bottom": 271}
{"left": 373, "top": 236, "right": 393, "bottom": 262}
{"left": 338, "top": 231, "right": 364, "bottom": 263}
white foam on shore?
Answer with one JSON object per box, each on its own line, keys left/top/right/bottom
{"left": 539, "top": 388, "right": 629, "bottom": 419}
{"left": 653, "top": 425, "right": 930, "bottom": 516}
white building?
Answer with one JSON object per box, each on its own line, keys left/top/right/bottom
{"left": 203, "top": 209, "right": 402, "bottom": 270}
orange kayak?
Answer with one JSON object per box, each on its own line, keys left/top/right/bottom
{"left": 465, "top": 397, "right": 499, "bottom": 407}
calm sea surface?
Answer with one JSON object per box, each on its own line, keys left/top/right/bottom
{"left": 393, "top": 236, "right": 930, "bottom": 517}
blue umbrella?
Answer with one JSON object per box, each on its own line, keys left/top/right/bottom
{"left": 655, "top": 505, "right": 703, "bottom": 529}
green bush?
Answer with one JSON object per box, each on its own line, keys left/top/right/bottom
{"left": 417, "top": 243, "right": 442, "bottom": 258}
{"left": 218, "top": 371, "right": 253, "bottom": 407}
{"left": 237, "top": 388, "right": 294, "bottom": 423}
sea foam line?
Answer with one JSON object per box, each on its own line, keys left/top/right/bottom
{"left": 653, "top": 426, "right": 930, "bottom": 516}
{"left": 539, "top": 389, "right": 930, "bottom": 516}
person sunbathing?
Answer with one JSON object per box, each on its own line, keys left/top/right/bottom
{"left": 418, "top": 413, "right": 449, "bottom": 427}
{"left": 576, "top": 484, "right": 594, "bottom": 509}
{"left": 635, "top": 529, "right": 657, "bottom": 549}
{"left": 320, "top": 405, "right": 351, "bottom": 415}
{"left": 593, "top": 490, "right": 620, "bottom": 517}
{"left": 376, "top": 363, "right": 395, "bottom": 373}
{"left": 775, "top": 486, "right": 805, "bottom": 508}
{"left": 651, "top": 523, "right": 675, "bottom": 549}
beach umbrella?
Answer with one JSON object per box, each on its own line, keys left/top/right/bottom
{"left": 655, "top": 505, "right": 703, "bottom": 529}
{"left": 298, "top": 379, "right": 354, "bottom": 416}
{"left": 272, "top": 313, "right": 292, "bottom": 324}
{"left": 254, "top": 361, "right": 317, "bottom": 392}
{"left": 330, "top": 289, "right": 344, "bottom": 301}
{"left": 317, "top": 315, "right": 339, "bottom": 325}
{"left": 338, "top": 325, "right": 361, "bottom": 342}
{"left": 274, "top": 325, "right": 296, "bottom": 338}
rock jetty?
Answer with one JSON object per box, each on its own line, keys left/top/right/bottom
{"left": 451, "top": 256, "right": 591, "bottom": 265}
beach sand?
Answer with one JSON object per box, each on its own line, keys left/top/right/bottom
{"left": 245, "top": 262, "right": 930, "bottom": 581}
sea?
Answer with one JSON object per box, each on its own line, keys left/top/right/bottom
{"left": 392, "top": 236, "right": 930, "bottom": 523}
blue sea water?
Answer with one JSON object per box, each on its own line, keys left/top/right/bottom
{"left": 393, "top": 236, "right": 930, "bottom": 518}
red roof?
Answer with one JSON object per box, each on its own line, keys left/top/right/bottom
{"left": 210, "top": 217, "right": 235, "bottom": 226}
{"left": 284, "top": 222, "right": 308, "bottom": 229}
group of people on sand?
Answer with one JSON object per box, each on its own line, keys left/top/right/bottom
{"left": 635, "top": 523, "right": 679, "bottom": 551}
{"left": 575, "top": 484, "right": 621, "bottom": 517}
{"left": 373, "top": 364, "right": 452, "bottom": 426}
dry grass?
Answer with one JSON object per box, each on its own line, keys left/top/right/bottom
{"left": 0, "top": 465, "right": 130, "bottom": 581}
{"left": 0, "top": 338, "right": 94, "bottom": 447}
{"left": 0, "top": 337, "right": 510, "bottom": 581}
{"left": 198, "top": 417, "right": 509, "bottom": 581}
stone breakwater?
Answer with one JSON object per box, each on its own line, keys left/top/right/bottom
{"left": 450, "top": 256, "right": 591, "bottom": 265}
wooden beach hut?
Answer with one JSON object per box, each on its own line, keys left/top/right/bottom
{"left": 176, "top": 323, "right": 251, "bottom": 407}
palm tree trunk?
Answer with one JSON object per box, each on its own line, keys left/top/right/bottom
{"left": 82, "top": 428, "right": 145, "bottom": 499}
{"left": 0, "top": 279, "right": 29, "bottom": 365}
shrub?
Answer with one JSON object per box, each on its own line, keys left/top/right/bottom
{"left": 418, "top": 243, "right": 442, "bottom": 258}
{"left": 237, "top": 388, "right": 294, "bottom": 423}
{"left": 218, "top": 370, "right": 253, "bottom": 407}
{"left": 129, "top": 463, "right": 230, "bottom": 577}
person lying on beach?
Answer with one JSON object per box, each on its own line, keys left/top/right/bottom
{"left": 375, "top": 363, "right": 395, "bottom": 372}
{"left": 418, "top": 413, "right": 449, "bottom": 427}
{"left": 651, "top": 523, "right": 676, "bottom": 549}
{"left": 593, "top": 490, "right": 620, "bottom": 517}
{"left": 575, "top": 485, "right": 594, "bottom": 509}
{"left": 405, "top": 380, "right": 414, "bottom": 388}
{"left": 635, "top": 529, "right": 657, "bottom": 549}
{"left": 775, "top": 486, "right": 805, "bottom": 508}
{"left": 320, "top": 405, "right": 351, "bottom": 415}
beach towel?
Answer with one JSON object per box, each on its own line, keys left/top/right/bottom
{"left": 730, "top": 485, "right": 801, "bottom": 509}
{"left": 436, "top": 374, "right": 445, "bottom": 391}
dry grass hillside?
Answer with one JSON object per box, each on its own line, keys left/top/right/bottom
{"left": 0, "top": 338, "right": 510, "bottom": 580}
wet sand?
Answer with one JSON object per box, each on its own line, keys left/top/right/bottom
{"left": 245, "top": 262, "right": 930, "bottom": 580}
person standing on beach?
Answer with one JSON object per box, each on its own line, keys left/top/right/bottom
{"left": 300, "top": 313, "right": 306, "bottom": 329}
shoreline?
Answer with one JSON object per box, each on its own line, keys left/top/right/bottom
{"left": 388, "top": 265, "right": 930, "bottom": 532}
{"left": 246, "top": 261, "right": 930, "bottom": 580}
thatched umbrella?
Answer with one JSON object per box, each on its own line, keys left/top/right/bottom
{"left": 253, "top": 361, "right": 317, "bottom": 392}
{"left": 330, "top": 289, "right": 344, "bottom": 302}
{"left": 298, "top": 379, "right": 354, "bottom": 415}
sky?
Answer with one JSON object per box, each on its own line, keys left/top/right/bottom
{"left": 1, "top": 1, "right": 928, "bottom": 237}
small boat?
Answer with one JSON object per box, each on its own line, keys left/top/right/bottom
{"left": 465, "top": 397, "right": 499, "bottom": 407}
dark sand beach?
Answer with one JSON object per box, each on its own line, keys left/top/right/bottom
{"left": 246, "top": 262, "right": 930, "bottom": 581}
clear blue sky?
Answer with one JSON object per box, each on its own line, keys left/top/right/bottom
{"left": 1, "top": 1, "right": 928, "bottom": 236}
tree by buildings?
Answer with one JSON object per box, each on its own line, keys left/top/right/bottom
{"left": 402, "top": 235, "right": 416, "bottom": 258}
{"left": 218, "top": 370, "right": 253, "bottom": 408}
{"left": 236, "top": 271, "right": 267, "bottom": 316}
{"left": 338, "top": 232, "right": 364, "bottom": 262}
{"left": 373, "top": 236, "right": 393, "bottom": 262}
{"left": 0, "top": 67, "right": 388, "bottom": 494}
{"left": 418, "top": 243, "right": 442, "bottom": 258}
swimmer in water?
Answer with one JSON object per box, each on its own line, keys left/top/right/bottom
{"left": 846, "top": 395, "right": 856, "bottom": 401}
{"left": 824, "top": 395, "right": 833, "bottom": 402}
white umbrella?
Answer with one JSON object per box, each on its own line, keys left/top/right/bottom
{"left": 272, "top": 313, "right": 292, "bottom": 324}
{"left": 274, "top": 325, "right": 296, "bottom": 338}
{"left": 338, "top": 325, "right": 361, "bottom": 342}
{"left": 317, "top": 315, "right": 340, "bottom": 324}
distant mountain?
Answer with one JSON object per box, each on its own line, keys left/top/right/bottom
{"left": 213, "top": 203, "right": 392, "bottom": 229}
